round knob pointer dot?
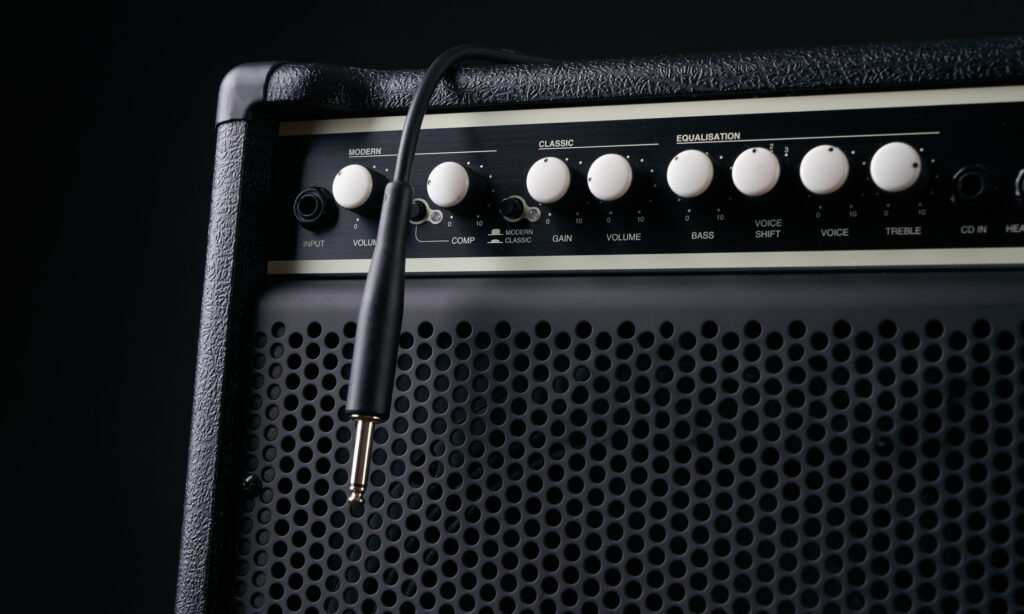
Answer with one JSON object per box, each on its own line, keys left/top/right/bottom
{"left": 426, "top": 161, "right": 471, "bottom": 208}
{"left": 587, "top": 153, "right": 633, "bottom": 202}
{"left": 526, "top": 157, "right": 572, "bottom": 204}
{"left": 666, "top": 150, "right": 714, "bottom": 199}
{"left": 870, "top": 142, "right": 922, "bottom": 193}
{"left": 731, "top": 147, "right": 780, "bottom": 197}
{"left": 799, "top": 145, "right": 849, "bottom": 195}
{"left": 332, "top": 164, "right": 376, "bottom": 210}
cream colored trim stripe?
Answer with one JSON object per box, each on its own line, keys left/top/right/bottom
{"left": 268, "top": 247, "right": 1024, "bottom": 275}
{"left": 279, "top": 86, "right": 1024, "bottom": 137}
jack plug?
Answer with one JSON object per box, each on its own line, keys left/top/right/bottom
{"left": 347, "top": 416, "right": 378, "bottom": 504}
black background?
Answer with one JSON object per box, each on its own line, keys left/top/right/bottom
{"left": 5, "top": 1, "right": 1021, "bottom": 611}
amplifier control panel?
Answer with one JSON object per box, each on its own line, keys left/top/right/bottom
{"left": 267, "top": 86, "right": 1024, "bottom": 275}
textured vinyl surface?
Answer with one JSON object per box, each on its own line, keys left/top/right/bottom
{"left": 177, "top": 119, "right": 273, "bottom": 611}
{"left": 225, "top": 273, "right": 1024, "bottom": 614}
{"left": 261, "top": 38, "right": 1024, "bottom": 118}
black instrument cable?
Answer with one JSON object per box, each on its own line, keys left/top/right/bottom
{"left": 345, "top": 45, "right": 549, "bottom": 504}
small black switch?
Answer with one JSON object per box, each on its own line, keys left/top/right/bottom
{"left": 409, "top": 199, "right": 429, "bottom": 223}
{"left": 498, "top": 197, "right": 525, "bottom": 220}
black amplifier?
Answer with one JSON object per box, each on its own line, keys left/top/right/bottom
{"left": 178, "top": 38, "right": 1024, "bottom": 613}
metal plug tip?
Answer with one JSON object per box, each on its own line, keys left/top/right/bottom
{"left": 348, "top": 417, "right": 376, "bottom": 505}
{"left": 347, "top": 485, "right": 366, "bottom": 505}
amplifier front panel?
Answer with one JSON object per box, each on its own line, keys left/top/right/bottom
{"left": 268, "top": 87, "right": 1024, "bottom": 275}
{"left": 226, "top": 272, "right": 1024, "bottom": 613}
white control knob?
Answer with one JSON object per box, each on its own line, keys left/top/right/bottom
{"left": 666, "top": 150, "right": 714, "bottom": 198}
{"left": 427, "top": 161, "right": 471, "bottom": 208}
{"left": 332, "top": 164, "right": 378, "bottom": 210}
{"left": 799, "top": 145, "right": 849, "bottom": 195}
{"left": 870, "top": 142, "right": 922, "bottom": 193}
{"left": 587, "top": 153, "right": 633, "bottom": 201}
{"left": 731, "top": 147, "right": 781, "bottom": 197}
{"left": 526, "top": 157, "right": 572, "bottom": 204}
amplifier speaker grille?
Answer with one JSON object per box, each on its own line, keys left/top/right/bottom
{"left": 227, "top": 277, "right": 1024, "bottom": 614}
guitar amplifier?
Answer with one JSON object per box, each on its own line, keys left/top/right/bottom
{"left": 177, "top": 38, "right": 1024, "bottom": 613}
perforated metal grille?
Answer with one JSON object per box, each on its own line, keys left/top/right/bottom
{"left": 228, "top": 281, "right": 1024, "bottom": 614}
